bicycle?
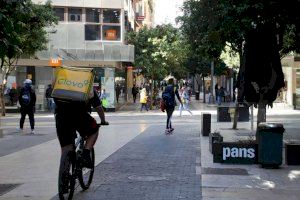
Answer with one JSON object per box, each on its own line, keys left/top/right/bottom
{"left": 58, "top": 124, "right": 101, "bottom": 200}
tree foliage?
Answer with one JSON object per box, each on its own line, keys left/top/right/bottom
{"left": 126, "top": 24, "right": 188, "bottom": 81}
{"left": 0, "top": 0, "right": 58, "bottom": 74}
{"left": 0, "top": 0, "right": 57, "bottom": 115}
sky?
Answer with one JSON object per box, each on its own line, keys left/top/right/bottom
{"left": 154, "top": 0, "right": 185, "bottom": 26}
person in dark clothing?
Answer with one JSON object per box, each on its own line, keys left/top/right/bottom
{"left": 132, "top": 84, "right": 138, "bottom": 103}
{"left": 115, "top": 84, "right": 121, "bottom": 103}
{"left": 45, "top": 84, "right": 54, "bottom": 112}
{"left": 9, "top": 87, "right": 17, "bottom": 106}
{"left": 54, "top": 89, "right": 108, "bottom": 168}
{"left": 18, "top": 79, "right": 36, "bottom": 134}
{"left": 216, "top": 86, "right": 225, "bottom": 105}
{"left": 215, "top": 83, "right": 219, "bottom": 101}
{"left": 162, "top": 78, "right": 182, "bottom": 134}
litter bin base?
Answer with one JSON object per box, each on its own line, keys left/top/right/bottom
{"left": 261, "top": 163, "right": 280, "bottom": 169}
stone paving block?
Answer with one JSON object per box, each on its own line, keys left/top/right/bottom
{"left": 52, "top": 125, "right": 201, "bottom": 200}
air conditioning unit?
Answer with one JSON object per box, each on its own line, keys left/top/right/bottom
{"left": 69, "top": 14, "right": 81, "bottom": 22}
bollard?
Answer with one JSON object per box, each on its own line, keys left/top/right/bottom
{"left": 201, "top": 112, "right": 211, "bottom": 136}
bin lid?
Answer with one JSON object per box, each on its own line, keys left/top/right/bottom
{"left": 258, "top": 123, "right": 285, "bottom": 132}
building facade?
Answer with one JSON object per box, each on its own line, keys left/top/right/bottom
{"left": 134, "top": 0, "right": 154, "bottom": 31}
{"left": 11, "top": 0, "right": 135, "bottom": 111}
{"left": 281, "top": 54, "right": 300, "bottom": 109}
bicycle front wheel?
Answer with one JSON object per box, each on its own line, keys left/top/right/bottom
{"left": 58, "top": 150, "right": 76, "bottom": 200}
{"left": 78, "top": 148, "right": 95, "bottom": 190}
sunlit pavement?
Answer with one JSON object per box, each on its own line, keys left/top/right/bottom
{"left": 0, "top": 99, "right": 299, "bottom": 199}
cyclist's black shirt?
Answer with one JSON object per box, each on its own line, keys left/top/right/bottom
{"left": 54, "top": 90, "right": 101, "bottom": 115}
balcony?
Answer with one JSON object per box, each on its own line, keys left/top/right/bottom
{"left": 36, "top": 44, "right": 134, "bottom": 63}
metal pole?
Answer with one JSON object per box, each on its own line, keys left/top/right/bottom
{"left": 0, "top": 116, "right": 3, "bottom": 138}
{"left": 251, "top": 105, "right": 254, "bottom": 133}
{"left": 210, "top": 60, "right": 214, "bottom": 103}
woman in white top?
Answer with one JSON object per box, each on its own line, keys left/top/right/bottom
{"left": 179, "top": 86, "right": 193, "bottom": 116}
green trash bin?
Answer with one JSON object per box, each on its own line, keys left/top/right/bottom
{"left": 257, "top": 123, "right": 285, "bottom": 168}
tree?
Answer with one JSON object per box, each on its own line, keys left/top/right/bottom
{"left": 0, "top": 0, "right": 58, "bottom": 115}
{"left": 179, "top": 0, "right": 300, "bottom": 128}
{"left": 178, "top": 0, "right": 226, "bottom": 103}
{"left": 220, "top": 0, "right": 300, "bottom": 125}
{"left": 126, "top": 24, "right": 189, "bottom": 108}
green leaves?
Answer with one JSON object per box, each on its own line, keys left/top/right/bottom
{"left": 126, "top": 24, "right": 189, "bottom": 80}
{"left": 0, "top": 0, "right": 58, "bottom": 69}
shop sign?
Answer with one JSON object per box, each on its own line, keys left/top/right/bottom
{"left": 213, "top": 142, "right": 258, "bottom": 164}
{"left": 49, "top": 57, "right": 62, "bottom": 67}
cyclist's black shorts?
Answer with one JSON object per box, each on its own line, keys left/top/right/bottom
{"left": 55, "top": 112, "right": 99, "bottom": 147}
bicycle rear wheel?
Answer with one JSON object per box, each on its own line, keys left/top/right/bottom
{"left": 78, "top": 148, "right": 95, "bottom": 190}
{"left": 58, "top": 150, "right": 76, "bottom": 200}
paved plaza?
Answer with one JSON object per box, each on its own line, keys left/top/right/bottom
{"left": 0, "top": 99, "right": 300, "bottom": 200}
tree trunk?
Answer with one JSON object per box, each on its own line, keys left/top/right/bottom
{"left": 203, "top": 76, "right": 206, "bottom": 103}
{"left": 232, "top": 48, "right": 244, "bottom": 129}
{"left": 257, "top": 97, "right": 266, "bottom": 126}
{"left": 0, "top": 84, "right": 6, "bottom": 116}
{"left": 232, "top": 102, "right": 239, "bottom": 129}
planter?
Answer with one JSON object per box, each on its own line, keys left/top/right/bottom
{"left": 217, "top": 105, "right": 249, "bottom": 122}
{"left": 285, "top": 141, "right": 300, "bottom": 165}
{"left": 213, "top": 141, "right": 258, "bottom": 164}
{"left": 209, "top": 132, "right": 223, "bottom": 153}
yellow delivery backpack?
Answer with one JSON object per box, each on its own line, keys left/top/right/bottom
{"left": 52, "top": 66, "right": 94, "bottom": 102}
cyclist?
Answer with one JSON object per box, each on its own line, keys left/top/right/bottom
{"left": 54, "top": 89, "right": 108, "bottom": 168}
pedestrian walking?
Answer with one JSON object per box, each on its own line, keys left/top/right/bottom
{"left": 162, "top": 78, "right": 182, "bottom": 134}
{"left": 179, "top": 86, "right": 193, "bottom": 116}
{"left": 9, "top": 87, "right": 17, "bottom": 106}
{"left": 139, "top": 88, "right": 148, "bottom": 111}
{"left": 132, "top": 84, "right": 138, "bottom": 103}
{"left": 18, "top": 79, "right": 36, "bottom": 134}
{"left": 216, "top": 86, "right": 224, "bottom": 105}
{"left": 215, "top": 83, "right": 219, "bottom": 101}
{"left": 45, "top": 84, "right": 54, "bottom": 112}
{"left": 115, "top": 84, "right": 121, "bottom": 103}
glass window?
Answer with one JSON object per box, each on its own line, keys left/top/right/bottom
{"left": 102, "top": 26, "right": 120, "bottom": 41}
{"left": 103, "top": 9, "right": 120, "bottom": 23}
{"left": 86, "top": 8, "right": 100, "bottom": 23}
{"left": 85, "top": 25, "right": 101, "bottom": 40}
{"left": 68, "top": 8, "right": 82, "bottom": 22}
{"left": 54, "top": 8, "right": 64, "bottom": 21}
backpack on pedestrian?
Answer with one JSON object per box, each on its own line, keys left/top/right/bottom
{"left": 21, "top": 89, "right": 31, "bottom": 106}
{"left": 162, "top": 88, "right": 175, "bottom": 108}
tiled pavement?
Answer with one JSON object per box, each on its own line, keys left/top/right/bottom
{"left": 52, "top": 124, "right": 201, "bottom": 200}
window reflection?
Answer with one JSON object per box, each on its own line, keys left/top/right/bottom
{"left": 85, "top": 25, "right": 101, "bottom": 40}
{"left": 54, "top": 8, "right": 64, "bottom": 21}
{"left": 86, "top": 8, "right": 100, "bottom": 23}
{"left": 103, "top": 9, "right": 120, "bottom": 23}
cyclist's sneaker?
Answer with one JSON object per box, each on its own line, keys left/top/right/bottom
{"left": 17, "top": 128, "right": 24, "bottom": 133}
{"left": 101, "top": 121, "right": 109, "bottom": 125}
{"left": 165, "top": 129, "right": 171, "bottom": 134}
{"left": 81, "top": 149, "right": 93, "bottom": 168}
{"left": 170, "top": 128, "right": 174, "bottom": 132}
{"left": 30, "top": 129, "right": 35, "bottom": 134}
